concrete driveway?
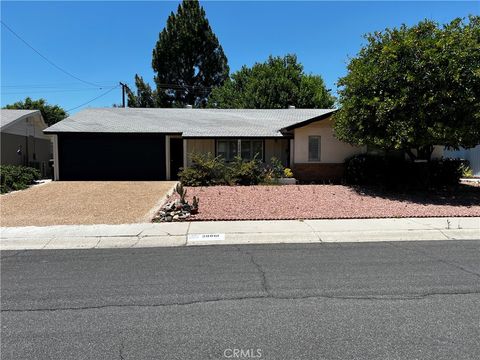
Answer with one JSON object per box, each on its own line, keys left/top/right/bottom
{"left": 0, "top": 181, "right": 177, "bottom": 227}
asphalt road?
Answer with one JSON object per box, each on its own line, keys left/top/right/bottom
{"left": 1, "top": 240, "right": 480, "bottom": 359}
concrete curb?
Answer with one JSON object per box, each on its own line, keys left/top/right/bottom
{"left": 1, "top": 217, "right": 479, "bottom": 250}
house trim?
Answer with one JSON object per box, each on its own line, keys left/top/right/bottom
{"left": 53, "top": 134, "right": 59, "bottom": 181}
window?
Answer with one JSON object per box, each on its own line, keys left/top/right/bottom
{"left": 216, "top": 139, "right": 263, "bottom": 161}
{"left": 308, "top": 136, "right": 321, "bottom": 161}
{"left": 217, "top": 140, "right": 238, "bottom": 162}
{"left": 241, "top": 140, "right": 263, "bottom": 161}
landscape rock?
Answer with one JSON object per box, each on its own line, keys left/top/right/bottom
{"left": 154, "top": 195, "right": 199, "bottom": 223}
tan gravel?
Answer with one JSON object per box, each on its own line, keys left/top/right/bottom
{"left": 0, "top": 181, "right": 177, "bottom": 227}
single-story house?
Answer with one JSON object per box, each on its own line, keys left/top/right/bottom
{"left": 43, "top": 107, "right": 364, "bottom": 181}
{"left": 1, "top": 109, "right": 52, "bottom": 177}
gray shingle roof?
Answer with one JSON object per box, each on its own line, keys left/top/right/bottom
{"left": 0, "top": 109, "right": 41, "bottom": 130}
{"left": 43, "top": 108, "right": 336, "bottom": 137}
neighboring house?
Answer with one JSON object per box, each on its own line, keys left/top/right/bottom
{"left": 445, "top": 146, "right": 480, "bottom": 177}
{"left": 43, "top": 107, "right": 364, "bottom": 181}
{"left": 1, "top": 109, "right": 52, "bottom": 177}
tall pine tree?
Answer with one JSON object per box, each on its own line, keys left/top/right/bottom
{"left": 129, "top": 0, "right": 229, "bottom": 108}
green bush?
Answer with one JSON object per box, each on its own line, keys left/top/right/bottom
{"left": 178, "top": 152, "right": 229, "bottom": 186}
{"left": 178, "top": 153, "right": 289, "bottom": 186}
{"left": 459, "top": 162, "right": 473, "bottom": 179}
{"left": 428, "top": 158, "right": 465, "bottom": 186}
{"left": 344, "top": 154, "right": 465, "bottom": 189}
{"left": 227, "top": 155, "right": 265, "bottom": 185}
{"left": 0, "top": 165, "right": 41, "bottom": 193}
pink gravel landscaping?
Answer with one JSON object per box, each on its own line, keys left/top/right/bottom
{"left": 169, "top": 184, "right": 480, "bottom": 221}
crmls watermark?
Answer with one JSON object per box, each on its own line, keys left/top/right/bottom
{"left": 223, "top": 348, "right": 262, "bottom": 358}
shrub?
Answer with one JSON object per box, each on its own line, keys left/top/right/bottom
{"left": 227, "top": 155, "right": 265, "bottom": 185}
{"left": 344, "top": 154, "right": 386, "bottom": 185}
{"left": 459, "top": 162, "right": 473, "bottom": 178}
{"left": 178, "top": 153, "right": 229, "bottom": 186}
{"left": 283, "top": 168, "right": 294, "bottom": 178}
{"left": 0, "top": 165, "right": 41, "bottom": 193}
{"left": 344, "top": 154, "right": 465, "bottom": 189}
{"left": 179, "top": 153, "right": 292, "bottom": 186}
{"left": 428, "top": 158, "right": 465, "bottom": 186}
{"left": 269, "top": 157, "right": 285, "bottom": 179}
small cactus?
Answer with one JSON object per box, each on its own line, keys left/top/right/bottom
{"left": 191, "top": 196, "right": 199, "bottom": 214}
{"left": 175, "top": 182, "right": 187, "bottom": 204}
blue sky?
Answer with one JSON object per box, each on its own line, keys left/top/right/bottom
{"left": 1, "top": 1, "right": 478, "bottom": 113}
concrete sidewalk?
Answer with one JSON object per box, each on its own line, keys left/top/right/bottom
{"left": 1, "top": 217, "right": 479, "bottom": 250}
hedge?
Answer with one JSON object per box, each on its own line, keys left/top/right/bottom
{"left": 0, "top": 165, "right": 41, "bottom": 193}
{"left": 344, "top": 154, "right": 465, "bottom": 189}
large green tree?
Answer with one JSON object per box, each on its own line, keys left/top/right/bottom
{"left": 127, "top": 75, "right": 156, "bottom": 108}
{"left": 129, "top": 0, "right": 229, "bottom": 108}
{"left": 3, "top": 97, "right": 67, "bottom": 126}
{"left": 208, "top": 54, "right": 335, "bottom": 109}
{"left": 334, "top": 16, "right": 480, "bottom": 160}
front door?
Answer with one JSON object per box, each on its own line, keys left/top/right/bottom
{"left": 170, "top": 138, "right": 184, "bottom": 180}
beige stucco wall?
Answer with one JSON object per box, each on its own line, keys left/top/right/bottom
{"left": 1, "top": 133, "right": 52, "bottom": 176}
{"left": 265, "top": 139, "right": 289, "bottom": 166}
{"left": 1, "top": 133, "right": 25, "bottom": 166}
{"left": 186, "top": 138, "right": 215, "bottom": 166}
{"left": 293, "top": 119, "right": 365, "bottom": 164}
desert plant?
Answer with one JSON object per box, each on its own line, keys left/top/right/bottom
{"left": 191, "top": 196, "right": 199, "bottom": 214}
{"left": 175, "top": 182, "right": 187, "bottom": 203}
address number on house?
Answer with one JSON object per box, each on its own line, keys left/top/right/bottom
{"left": 188, "top": 233, "right": 225, "bottom": 242}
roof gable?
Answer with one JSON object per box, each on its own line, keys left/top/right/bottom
{"left": 0, "top": 109, "right": 43, "bottom": 131}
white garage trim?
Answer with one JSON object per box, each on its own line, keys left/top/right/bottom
{"left": 53, "top": 135, "right": 59, "bottom": 181}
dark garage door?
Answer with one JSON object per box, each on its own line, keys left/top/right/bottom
{"left": 58, "top": 133, "right": 166, "bottom": 180}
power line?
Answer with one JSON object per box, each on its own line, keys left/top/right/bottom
{"left": 66, "top": 86, "right": 119, "bottom": 112}
{"left": 1, "top": 20, "right": 104, "bottom": 88}
{"left": 1, "top": 82, "right": 117, "bottom": 89}
{"left": 3, "top": 87, "right": 118, "bottom": 95}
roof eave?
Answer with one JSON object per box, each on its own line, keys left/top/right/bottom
{"left": 1, "top": 110, "right": 44, "bottom": 131}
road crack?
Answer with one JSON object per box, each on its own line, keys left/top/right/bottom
{"left": 119, "top": 339, "right": 125, "bottom": 360}
{"left": 2, "top": 290, "right": 479, "bottom": 313}
{"left": 236, "top": 246, "right": 270, "bottom": 295}
{"left": 387, "top": 241, "right": 480, "bottom": 279}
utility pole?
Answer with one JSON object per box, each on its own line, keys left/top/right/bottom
{"left": 119, "top": 82, "right": 127, "bottom": 108}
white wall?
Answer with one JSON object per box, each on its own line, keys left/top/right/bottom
{"left": 408, "top": 146, "right": 444, "bottom": 160}
{"left": 293, "top": 119, "right": 364, "bottom": 164}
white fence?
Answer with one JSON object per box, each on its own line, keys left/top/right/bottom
{"left": 444, "top": 145, "right": 480, "bottom": 177}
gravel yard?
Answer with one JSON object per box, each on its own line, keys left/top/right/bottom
{"left": 176, "top": 184, "right": 480, "bottom": 221}
{"left": 0, "top": 181, "right": 177, "bottom": 227}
